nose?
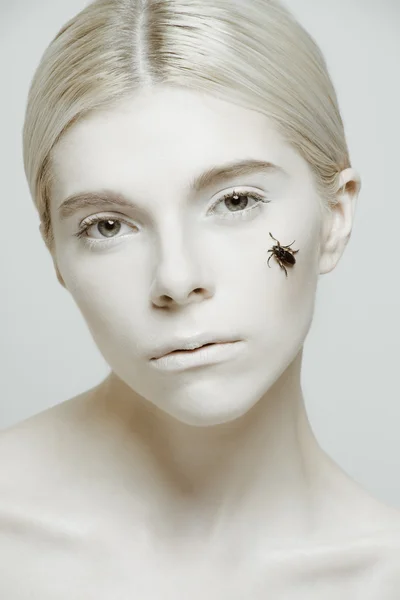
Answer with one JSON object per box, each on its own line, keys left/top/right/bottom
{"left": 150, "top": 231, "right": 215, "bottom": 308}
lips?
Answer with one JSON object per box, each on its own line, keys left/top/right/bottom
{"left": 150, "top": 334, "right": 240, "bottom": 360}
{"left": 167, "top": 342, "right": 216, "bottom": 355}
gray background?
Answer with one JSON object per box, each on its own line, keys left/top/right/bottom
{"left": 1, "top": 0, "right": 399, "bottom": 506}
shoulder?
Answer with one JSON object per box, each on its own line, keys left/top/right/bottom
{"left": 289, "top": 525, "right": 400, "bottom": 598}
{"left": 352, "top": 496, "right": 400, "bottom": 593}
{"left": 0, "top": 389, "right": 99, "bottom": 542}
{"left": 362, "top": 528, "right": 400, "bottom": 598}
{"left": 0, "top": 383, "right": 100, "bottom": 469}
{"left": 326, "top": 522, "right": 400, "bottom": 598}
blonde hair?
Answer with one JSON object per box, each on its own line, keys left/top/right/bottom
{"left": 23, "top": 0, "right": 352, "bottom": 254}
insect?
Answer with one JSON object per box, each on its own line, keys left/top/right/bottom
{"left": 267, "top": 232, "right": 299, "bottom": 277}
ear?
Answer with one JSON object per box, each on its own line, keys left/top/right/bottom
{"left": 39, "top": 223, "right": 66, "bottom": 288}
{"left": 319, "top": 168, "right": 361, "bottom": 275}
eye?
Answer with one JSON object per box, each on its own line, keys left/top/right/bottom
{"left": 209, "top": 189, "right": 267, "bottom": 219}
{"left": 75, "top": 216, "right": 137, "bottom": 242}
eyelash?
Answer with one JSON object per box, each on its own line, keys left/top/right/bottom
{"left": 74, "top": 189, "right": 269, "bottom": 250}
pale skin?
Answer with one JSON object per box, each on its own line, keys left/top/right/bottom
{"left": 1, "top": 85, "right": 400, "bottom": 598}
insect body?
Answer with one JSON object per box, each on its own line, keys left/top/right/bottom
{"left": 267, "top": 232, "right": 299, "bottom": 278}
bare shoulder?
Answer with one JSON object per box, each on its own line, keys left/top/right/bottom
{"left": 0, "top": 381, "right": 103, "bottom": 464}
{"left": 0, "top": 388, "right": 106, "bottom": 596}
{"left": 330, "top": 514, "right": 400, "bottom": 598}
{"left": 0, "top": 386, "right": 100, "bottom": 538}
{"left": 360, "top": 526, "right": 400, "bottom": 598}
{"left": 276, "top": 522, "right": 400, "bottom": 599}
{"left": 0, "top": 388, "right": 90, "bottom": 476}
{"left": 344, "top": 495, "right": 400, "bottom": 597}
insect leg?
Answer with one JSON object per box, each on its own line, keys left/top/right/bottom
{"left": 269, "top": 232, "right": 279, "bottom": 243}
{"left": 277, "top": 259, "right": 288, "bottom": 277}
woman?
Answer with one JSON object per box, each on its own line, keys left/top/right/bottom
{"left": 1, "top": 0, "right": 399, "bottom": 597}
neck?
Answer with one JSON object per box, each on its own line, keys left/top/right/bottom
{"left": 84, "top": 350, "right": 346, "bottom": 552}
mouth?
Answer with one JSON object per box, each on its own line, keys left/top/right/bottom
{"left": 166, "top": 342, "right": 218, "bottom": 355}
{"left": 150, "top": 340, "right": 243, "bottom": 370}
{"left": 150, "top": 336, "right": 241, "bottom": 361}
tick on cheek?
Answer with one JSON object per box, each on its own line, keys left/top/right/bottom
{"left": 267, "top": 232, "right": 299, "bottom": 277}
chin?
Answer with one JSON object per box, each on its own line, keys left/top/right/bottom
{"left": 138, "top": 360, "right": 288, "bottom": 427}
{"left": 160, "top": 398, "right": 257, "bottom": 427}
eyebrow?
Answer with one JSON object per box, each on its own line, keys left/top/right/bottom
{"left": 57, "top": 158, "right": 286, "bottom": 220}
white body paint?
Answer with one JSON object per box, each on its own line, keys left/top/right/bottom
{"left": 1, "top": 87, "right": 399, "bottom": 598}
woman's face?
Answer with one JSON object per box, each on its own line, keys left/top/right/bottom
{"left": 49, "top": 85, "right": 330, "bottom": 425}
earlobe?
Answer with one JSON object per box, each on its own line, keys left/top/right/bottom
{"left": 319, "top": 167, "right": 361, "bottom": 275}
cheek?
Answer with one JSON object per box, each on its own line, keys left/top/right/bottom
{"left": 245, "top": 238, "right": 319, "bottom": 346}
{"left": 60, "top": 256, "right": 136, "bottom": 334}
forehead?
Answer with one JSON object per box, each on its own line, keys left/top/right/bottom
{"left": 49, "top": 86, "right": 309, "bottom": 206}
